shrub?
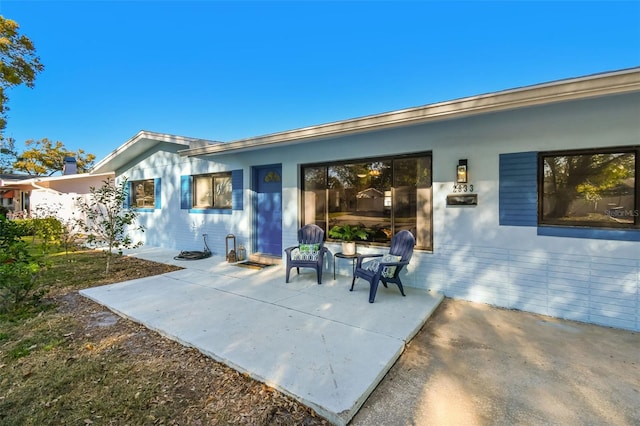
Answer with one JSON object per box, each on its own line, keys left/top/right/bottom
{"left": 12, "top": 218, "right": 36, "bottom": 237}
{"left": 0, "top": 215, "right": 21, "bottom": 248}
{"left": 0, "top": 241, "right": 46, "bottom": 312}
{"left": 32, "top": 216, "right": 63, "bottom": 254}
{"left": 0, "top": 216, "right": 47, "bottom": 312}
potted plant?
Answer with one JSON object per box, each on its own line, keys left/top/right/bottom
{"left": 328, "top": 224, "right": 368, "bottom": 255}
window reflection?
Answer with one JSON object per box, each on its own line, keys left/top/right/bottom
{"left": 131, "top": 179, "right": 155, "bottom": 208}
{"left": 541, "top": 150, "right": 637, "bottom": 227}
{"left": 193, "top": 172, "right": 232, "bottom": 209}
{"left": 302, "top": 154, "right": 432, "bottom": 250}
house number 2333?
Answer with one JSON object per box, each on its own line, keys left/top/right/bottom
{"left": 452, "top": 184, "right": 474, "bottom": 193}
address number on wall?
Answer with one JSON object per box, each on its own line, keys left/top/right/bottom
{"left": 452, "top": 184, "right": 474, "bottom": 193}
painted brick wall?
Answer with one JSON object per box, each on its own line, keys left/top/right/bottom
{"left": 412, "top": 246, "right": 640, "bottom": 332}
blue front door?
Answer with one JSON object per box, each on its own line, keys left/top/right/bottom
{"left": 255, "top": 165, "right": 282, "bottom": 255}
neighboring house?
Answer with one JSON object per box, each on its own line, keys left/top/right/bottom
{"left": 0, "top": 170, "right": 115, "bottom": 221}
{"left": 92, "top": 68, "right": 640, "bottom": 332}
{"left": 0, "top": 173, "right": 31, "bottom": 214}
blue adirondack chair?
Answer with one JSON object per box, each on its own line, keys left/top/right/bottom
{"left": 284, "top": 224, "right": 328, "bottom": 284}
{"left": 351, "top": 230, "right": 415, "bottom": 303}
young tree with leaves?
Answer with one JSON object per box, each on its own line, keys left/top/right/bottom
{"left": 76, "top": 178, "right": 144, "bottom": 274}
{"left": 11, "top": 138, "right": 95, "bottom": 176}
{"left": 0, "top": 16, "right": 45, "bottom": 134}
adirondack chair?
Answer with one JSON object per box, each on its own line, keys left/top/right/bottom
{"left": 284, "top": 224, "right": 328, "bottom": 284}
{"left": 351, "top": 230, "right": 415, "bottom": 303}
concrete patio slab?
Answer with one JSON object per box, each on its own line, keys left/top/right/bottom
{"left": 80, "top": 248, "right": 443, "bottom": 426}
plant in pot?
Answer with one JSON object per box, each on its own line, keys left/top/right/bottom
{"left": 328, "top": 224, "right": 368, "bottom": 255}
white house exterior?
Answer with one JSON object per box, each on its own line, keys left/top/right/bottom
{"left": 0, "top": 173, "right": 29, "bottom": 213}
{"left": 92, "top": 68, "right": 640, "bottom": 332}
{"left": 0, "top": 172, "right": 115, "bottom": 221}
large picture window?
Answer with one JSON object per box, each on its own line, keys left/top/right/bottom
{"left": 192, "top": 172, "right": 232, "bottom": 209}
{"left": 302, "top": 153, "right": 432, "bottom": 250}
{"left": 539, "top": 147, "right": 639, "bottom": 228}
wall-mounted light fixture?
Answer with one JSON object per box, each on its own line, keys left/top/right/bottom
{"left": 456, "top": 159, "right": 468, "bottom": 183}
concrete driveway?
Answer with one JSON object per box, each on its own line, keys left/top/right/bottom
{"left": 351, "top": 298, "right": 640, "bottom": 425}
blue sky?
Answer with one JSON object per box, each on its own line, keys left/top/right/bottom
{"left": 1, "top": 1, "right": 639, "bottom": 165}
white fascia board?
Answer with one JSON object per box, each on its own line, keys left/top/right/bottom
{"left": 91, "top": 130, "right": 222, "bottom": 174}
{"left": 0, "top": 172, "right": 115, "bottom": 189}
{"left": 36, "top": 172, "right": 115, "bottom": 183}
{"left": 179, "top": 67, "right": 640, "bottom": 157}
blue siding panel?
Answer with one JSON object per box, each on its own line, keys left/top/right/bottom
{"left": 232, "top": 169, "right": 243, "bottom": 211}
{"left": 180, "top": 175, "right": 191, "bottom": 209}
{"left": 499, "top": 152, "right": 538, "bottom": 226}
{"left": 124, "top": 181, "right": 132, "bottom": 209}
{"left": 154, "top": 178, "right": 161, "bottom": 209}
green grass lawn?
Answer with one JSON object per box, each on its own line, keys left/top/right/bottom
{"left": 0, "top": 248, "right": 328, "bottom": 425}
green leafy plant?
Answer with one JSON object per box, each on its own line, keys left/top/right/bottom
{"left": 0, "top": 214, "right": 21, "bottom": 248}
{"left": 75, "top": 177, "right": 144, "bottom": 274}
{"left": 328, "top": 224, "right": 368, "bottom": 242}
{"left": 9, "top": 218, "right": 35, "bottom": 238}
{"left": 32, "top": 217, "right": 63, "bottom": 253}
{"left": 0, "top": 17, "right": 45, "bottom": 134}
{"left": 0, "top": 217, "right": 47, "bottom": 312}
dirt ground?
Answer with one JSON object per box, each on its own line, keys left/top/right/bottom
{"left": 55, "top": 291, "right": 331, "bottom": 425}
{"left": 351, "top": 298, "right": 640, "bottom": 425}
{"left": 1, "top": 254, "right": 329, "bottom": 426}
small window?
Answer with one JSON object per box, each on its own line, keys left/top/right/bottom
{"left": 192, "top": 172, "right": 232, "bottom": 209}
{"left": 539, "top": 147, "right": 639, "bottom": 228}
{"left": 131, "top": 179, "right": 156, "bottom": 208}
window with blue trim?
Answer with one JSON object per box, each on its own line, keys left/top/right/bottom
{"left": 539, "top": 147, "right": 639, "bottom": 229}
{"left": 192, "top": 172, "right": 232, "bottom": 209}
{"left": 130, "top": 178, "right": 160, "bottom": 209}
{"left": 181, "top": 171, "right": 244, "bottom": 211}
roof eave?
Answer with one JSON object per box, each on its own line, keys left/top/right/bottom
{"left": 0, "top": 172, "right": 116, "bottom": 190}
{"left": 180, "top": 67, "right": 640, "bottom": 157}
{"left": 92, "top": 130, "right": 222, "bottom": 174}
